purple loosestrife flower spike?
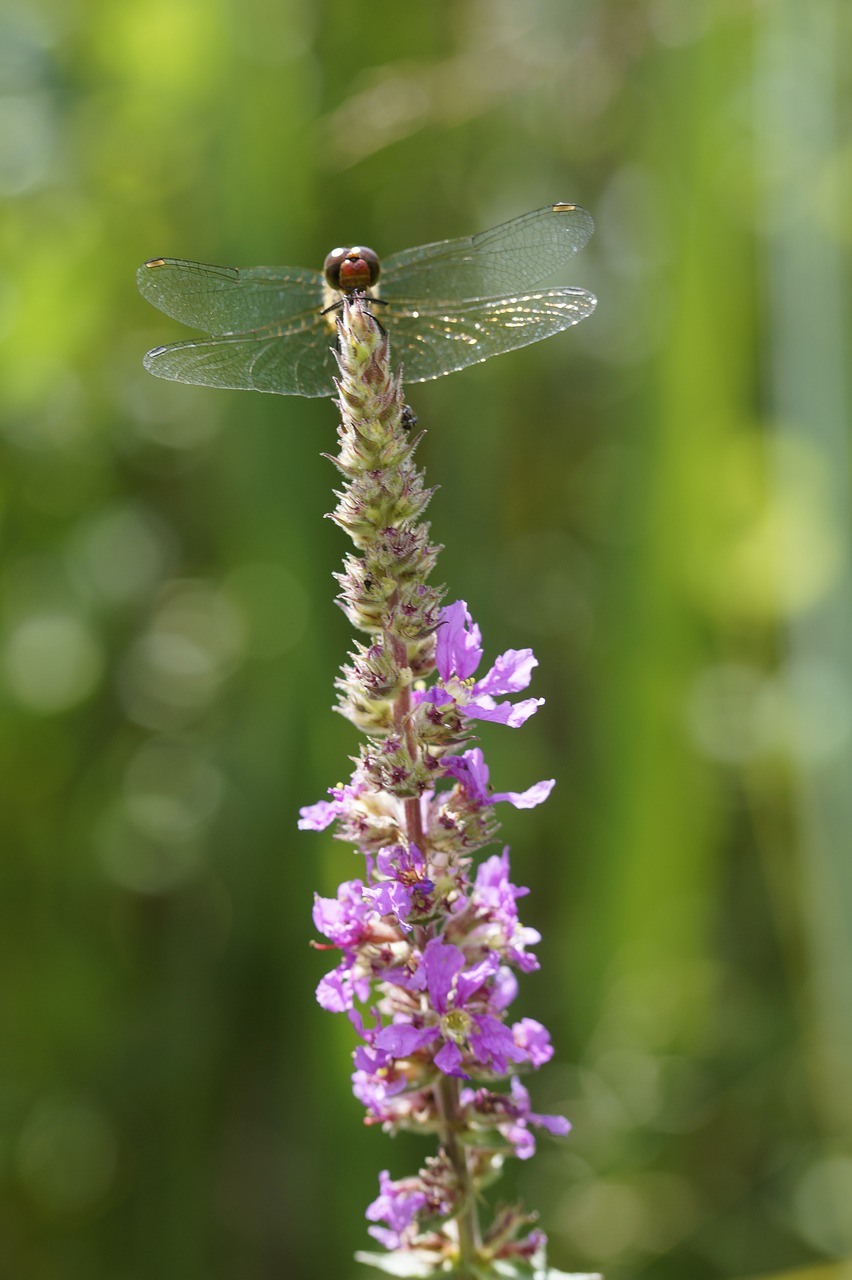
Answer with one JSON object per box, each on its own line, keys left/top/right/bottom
{"left": 301, "top": 299, "right": 587, "bottom": 1280}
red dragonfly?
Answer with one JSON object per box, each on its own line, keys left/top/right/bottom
{"left": 137, "top": 203, "right": 596, "bottom": 397}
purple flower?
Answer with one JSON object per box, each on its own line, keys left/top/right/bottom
{"left": 349, "top": 1011, "right": 441, "bottom": 1125}
{"left": 436, "top": 599, "right": 484, "bottom": 679}
{"left": 503, "top": 1077, "right": 571, "bottom": 1157}
{"left": 365, "top": 1170, "right": 428, "bottom": 1250}
{"left": 298, "top": 776, "right": 367, "bottom": 831}
{"left": 313, "top": 881, "right": 410, "bottom": 1012}
{"left": 489, "top": 965, "right": 519, "bottom": 1011}
{"left": 471, "top": 849, "right": 541, "bottom": 973}
{"left": 373, "top": 938, "right": 527, "bottom": 1078}
{"left": 299, "top": 769, "right": 408, "bottom": 851}
{"left": 312, "top": 880, "right": 374, "bottom": 1011}
{"left": 367, "top": 879, "right": 414, "bottom": 931}
{"left": 442, "top": 747, "right": 554, "bottom": 811}
{"left": 415, "top": 601, "right": 545, "bottom": 727}
{"left": 445, "top": 849, "right": 541, "bottom": 979}
{"left": 511, "top": 1017, "right": 555, "bottom": 1067}
{"left": 312, "top": 879, "right": 374, "bottom": 948}
{"left": 375, "top": 842, "right": 427, "bottom": 882}
{"left": 351, "top": 1063, "right": 409, "bottom": 1118}
{"left": 298, "top": 797, "right": 341, "bottom": 831}
{"left": 370, "top": 844, "right": 434, "bottom": 932}
{"left": 463, "top": 1079, "right": 570, "bottom": 1160}
{"left": 351, "top": 1034, "right": 411, "bottom": 1119}
{"left": 316, "top": 964, "right": 371, "bottom": 1013}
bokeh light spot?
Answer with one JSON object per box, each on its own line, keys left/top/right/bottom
{"left": 68, "top": 502, "right": 172, "bottom": 605}
{"left": 557, "top": 1178, "right": 643, "bottom": 1260}
{"left": 98, "top": 803, "right": 203, "bottom": 894}
{"left": 792, "top": 1155, "right": 852, "bottom": 1254}
{"left": 122, "top": 739, "right": 223, "bottom": 840}
{"left": 3, "top": 611, "right": 103, "bottom": 712}
{"left": 118, "top": 580, "right": 245, "bottom": 729}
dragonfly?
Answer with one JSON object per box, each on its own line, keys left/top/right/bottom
{"left": 137, "top": 203, "right": 596, "bottom": 398}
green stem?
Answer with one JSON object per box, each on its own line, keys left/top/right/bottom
{"left": 436, "top": 1073, "right": 481, "bottom": 1274}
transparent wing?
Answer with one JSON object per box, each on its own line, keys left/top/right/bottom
{"left": 384, "top": 288, "right": 597, "bottom": 384}
{"left": 380, "top": 204, "right": 594, "bottom": 302}
{"left": 136, "top": 258, "right": 325, "bottom": 332}
{"left": 142, "top": 313, "right": 339, "bottom": 397}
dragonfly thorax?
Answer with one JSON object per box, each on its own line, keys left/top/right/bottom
{"left": 323, "top": 245, "right": 381, "bottom": 295}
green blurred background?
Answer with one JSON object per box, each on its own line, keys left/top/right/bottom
{"left": 2, "top": 0, "right": 851, "bottom": 1277}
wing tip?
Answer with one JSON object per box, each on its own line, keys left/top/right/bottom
{"left": 551, "top": 201, "right": 594, "bottom": 231}
{"left": 142, "top": 346, "right": 169, "bottom": 373}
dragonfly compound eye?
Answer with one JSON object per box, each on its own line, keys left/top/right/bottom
{"left": 323, "top": 245, "right": 381, "bottom": 294}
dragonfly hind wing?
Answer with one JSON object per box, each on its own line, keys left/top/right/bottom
{"left": 143, "top": 326, "right": 339, "bottom": 397}
{"left": 384, "top": 288, "right": 597, "bottom": 384}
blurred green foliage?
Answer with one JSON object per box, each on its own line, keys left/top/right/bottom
{"left": 2, "top": 0, "right": 851, "bottom": 1277}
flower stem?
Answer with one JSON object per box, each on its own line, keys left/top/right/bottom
{"left": 436, "top": 1073, "right": 481, "bottom": 1273}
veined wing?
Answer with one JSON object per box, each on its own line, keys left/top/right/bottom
{"left": 383, "top": 288, "right": 597, "bottom": 384}
{"left": 136, "top": 258, "right": 325, "bottom": 332}
{"left": 142, "top": 311, "right": 339, "bottom": 396}
{"left": 379, "top": 204, "right": 594, "bottom": 303}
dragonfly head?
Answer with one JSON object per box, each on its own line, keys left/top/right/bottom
{"left": 323, "top": 245, "right": 381, "bottom": 296}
